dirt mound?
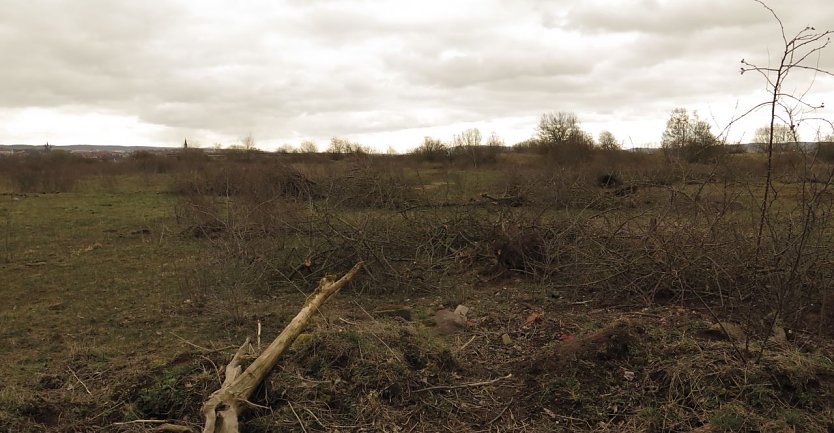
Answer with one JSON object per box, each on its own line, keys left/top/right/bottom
{"left": 249, "top": 323, "right": 465, "bottom": 431}
{"left": 525, "top": 320, "right": 641, "bottom": 374}
{"left": 508, "top": 314, "right": 834, "bottom": 432}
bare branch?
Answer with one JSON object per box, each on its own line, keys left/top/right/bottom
{"left": 753, "top": 0, "right": 787, "bottom": 46}
{"left": 776, "top": 93, "right": 824, "bottom": 110}
{"left": 789, "top": 64, "right": 834, "bottom": 77}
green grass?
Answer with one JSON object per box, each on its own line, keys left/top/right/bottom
{"left": 0, "top": 170, "right": 330, "bottom": 429}
{"left": 0, "top": 176, "right": 219, "bottom": 393}
{"left": 709, "top": 405, "right": 747, "bottom": 431}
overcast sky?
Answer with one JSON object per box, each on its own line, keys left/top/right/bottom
{"left": 2, "top": 0, "right": 833, "bottom": 151}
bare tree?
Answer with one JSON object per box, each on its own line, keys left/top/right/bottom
{"left": 660, "top": 108, "right": 719, "bottom": 162}
{"left": 328, "top": 137, "right": 351, "bottom": 154}
{"left": 413, "top": 136, "right": 448, "bottom": 162}
{"left": 753, "top": 124, "right": 797, "bottom": 144}
{"left": 734, "top": 1, "right": 834, "bottom": 360}
{"left": 298, "top": 140, "right": 318, "bottom": 153}
{"left": 740, "top": 0, "right": 834, "bottom": 251}
{"left": 241, "top": 134, "right": 257, "bottom": 152}
{"left": 275, "top": 143, "right": 294, "bottom": 154}
{"left": 327, "top": 137, "right": 370, "bottom": 155}
{"left": 536, "top": 112, "right": 581, "bottom": 144}
{"left": 532, "top": 112, "right": 594, "bottom": 162}
{"left": 452, "top": 128, "right": 484, "bottom": 167}
{"left": 753, "top": 124, "right": 798, "bottom": 152}
{"left": 486, "top": 131, "right": 505, "bottom": 147}
{"left": 453, "top": 128, "right": 482, "bottom": 148}
{"left": 598, "top": 130, "right": 619, "bottom": 150}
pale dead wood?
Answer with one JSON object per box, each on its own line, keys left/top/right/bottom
{"left": 457, "top": 335, "right": 477, "bottom": 352}
{"left": 480, "top": 192, "right": 524, "bottom": 206}
{"left": 112, "top": 419, "right": 171, "bottom": 425}
{"left": 157, "top": 424, "right": 197, "bottom": 433}
{"left": 287, "top": 400, "right": 308, "bottom": 433}
{"left": 112, "top": 420, "right": 197, "bottom": 433}
{"left": 67, "top": 366, "right": 91, "bottom": 395}
{"left": 200, "top": 261, "right": 364, "bottom": 433}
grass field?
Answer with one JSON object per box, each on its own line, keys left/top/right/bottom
{"left": 1, "top": 149, "right": 833, "bottom": 432}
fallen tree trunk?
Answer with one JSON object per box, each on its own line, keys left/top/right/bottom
{"left": 201, "top": 262, "right": 364, "bottom": 433}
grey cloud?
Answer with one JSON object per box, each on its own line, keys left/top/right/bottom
{"left": 388, "top": 50, "right": 592, "bottom": 89}
{"left": 566, "top": 1, "right": 769, "bottom": 35}
{"left": 565, "top": 1, "right": 834, "bottom": 73}
{"left": 1, "top": 0, "right": 833, "bottom": 147}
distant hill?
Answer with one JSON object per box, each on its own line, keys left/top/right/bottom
{"left": 0, "top": 144, "right": 174, "bottom": 153}
{"left": 630, "top": 142, "right": 823, "bottom": 154}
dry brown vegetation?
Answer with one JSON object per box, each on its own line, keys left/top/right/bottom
{"left": 1, "top": 146, "right": 833, "bottom": 432}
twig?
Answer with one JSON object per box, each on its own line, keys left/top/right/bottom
{"left": 257, "top": 320, "right": 262, "bottom": 352}
{"left": 569, "top": 300, "right": 593, "bottom": 305}
{"left": 240, "top": 399, "right": 270, "bottom": 410}
{"left": 303, "top": 408, "right": 329, "bottom": 430}
{"left": 170, "top": 332, "right": 235, "bottom": 353}
{"left": 112, "top": 419, "right": 197, "bottom": 431}
{"left": 67, "top": 367, "right": 91, "bottom": 395}
{"left": 415, "top": 374, "right": 512, "bottom": 393}
{"left": 287, "top": 400, "right": 308, "bottom": 433}
{"left": 458, "top": 335, "right": 477, "bottom": 352}
{"left": 112, "top": 419, "right": 171, "bottom": 425}
{"left": 338, "top": 317, "right": 359, "bottom": 326}
{"left": 198, "top": 354, "right": 223, "bottom": 387}
{"left": 488, "top": 398, "right": 513, "bottom": 424}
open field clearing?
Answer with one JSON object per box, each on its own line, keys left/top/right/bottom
{"left": 1, "top": 149, "right": 833, "bottom": 432}
{"left": 4, "top": 0, "right": 834, "bottom": 431}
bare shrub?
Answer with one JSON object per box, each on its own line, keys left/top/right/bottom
{"left": 0, "top": 151, "right": 88, "bottom": 193}
{"left": 172, "top": 160, "right": 317, "bottom": 202}
{"left": 127, "top": 151, "right": 176, "bottom": 173}
{"left": 322, "top": 160, "right": 418, "bottom": 210}
{"left": 167, "top": 129, "right": 834, "bottom": 341}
